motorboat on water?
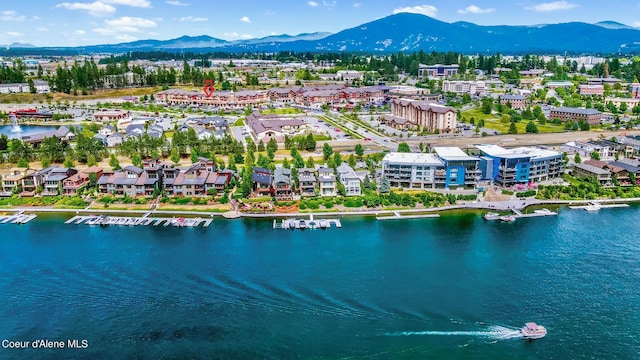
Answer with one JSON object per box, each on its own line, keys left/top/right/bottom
{"left": 298, "top": 220, "right": 306, "bottom": 229}
{"left": 520, "top": 322, "right": 547, "bottom": 340}
{"left": 484, "top": 212, "right": 500, "bottom": 220}
{"left": 500, "top": 215, "right": 516, "bottom": 223}
{"left": 584, "top": 202, "right": 601, "bottom": 211}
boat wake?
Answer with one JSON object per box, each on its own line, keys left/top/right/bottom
{"left": 385, "top": 325, "right": 522, "bottom": 341}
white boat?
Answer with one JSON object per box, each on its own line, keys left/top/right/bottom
{"left": 520, "top": 322, "right": 547, "bottom": 340}
{"left": 299, "top": 220, "right": 306, "bottom": 229}
{"left": 584, "top": 203, "right": 601, "bottom": 212}
{"left": 534, "top": 208, "right": 552, "bottom": 214}
{"left": 484, "top": 212, "right": 500, "bottom": 220}
{"left": 500, "top": 215, "right": 516, "bottom": 223}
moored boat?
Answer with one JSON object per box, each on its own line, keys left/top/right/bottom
{"left": 500, "top": 215, "right": 516, "bottom": 222}
{"left": 520, "top": 322, "right": 547, "bottom": 340}
{"left": 484, "top": 212, "right": 500, "bottom": 220}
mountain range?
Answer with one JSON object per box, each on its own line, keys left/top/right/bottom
{"left": 23, "top": 13, "right": 640, "bottom": 54}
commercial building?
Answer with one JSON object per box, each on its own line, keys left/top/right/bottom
{"left": 476, "top": 145, "right": 564, "bottom": 186}
{"left": 549, "top": 107, "right": 602, "bottom": 125}
{"left": 418, "top": 64, "right": 459, "bottom": 79}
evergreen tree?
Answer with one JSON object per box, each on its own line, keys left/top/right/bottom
{"left": 322, "top": 143, "right": 333, "bottom": 160}
{"left": 397, "top": 142, "right": 411, "bottom": 153}
{"left": 508, "top": 121, "right": 518, "bottom": 134}
{"left": 109, "top": 154, "right": 121, "bottom": 170}
{"left": 525, "top": 121, "right": 539, "bottom": 133}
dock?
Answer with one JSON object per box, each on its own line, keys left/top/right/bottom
{"left": 64, "top": 214, "right": 213, "bottom": 228}
{"left": 273, "top": 214, "right": 342, "bottom": 229}
{"left": 569, "top": 202, "right": 629, "bottom": 211}
{"left": 484, "top": 208, "right": 558, "bottom": 221}
{"left": 376, "top": 211, "right": 440, "bottom": 220}
{"left": 0, "top": 210, "right": 37, "bottom": 225}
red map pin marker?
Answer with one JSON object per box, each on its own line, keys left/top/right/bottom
{"left": 203, "top": 79, "right": 215, "bottom": 98}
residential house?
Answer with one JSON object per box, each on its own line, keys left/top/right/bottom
{"left": 572, "top": 162, "right": 612, "bottom": 186}
{"left": 584, "top": 159, "right": 629, "bottom": 184}
{"left": 298, "top": 168, "right": 317, "bottom": 197}
{"left": 173, "top": 164, "right": 209, "bottom": 196}
{"left": 317, "top": 167, "right": 337, "bottom": 197}
{"left": 21, "top": 126, "right": 76, "bottom": 146}
{"left": 252, "top": 167, "right": 273, "bottom": 197}
{"left": 562, "top": 141, "right": 613, "bottom": 161}
{"left": 42, "top": 167, "right": 78, "bottom": 195}
{"left": 336, "top": 163, "right": 361, "bottom": 196}
{"left": 273, "top": 167, "right": 293, "bottom": 200}
{"left": 1, "top": 170, "right": 24, "bottom": 196}
{"left": 99, "top": 166, "right": 158, "bottom": 197}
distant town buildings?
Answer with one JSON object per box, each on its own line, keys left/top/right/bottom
{"left": 442, "top": 80, "right": 485, "bottom": 96}
{"left": 381, "top": 98, "right": 457, "bottom": 133}
{"left": 418, "top": 64, "right": 459, "bottom": 79}
{"left": 549, "top": 107, "right": 602, "bottom": 125}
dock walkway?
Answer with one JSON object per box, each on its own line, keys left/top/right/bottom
{"left": 65, "top": 214, "right": 213, "bottom": 228}
{"left": 0, "top": 210, "right": 37, "bottom": 225}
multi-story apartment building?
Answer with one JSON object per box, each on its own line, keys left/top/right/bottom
{"left": 500, "top": 94, "right": 527, "bottom": 110}
{"left": 476, "top": 145, "right": 564, "bottom": 186}
{"left": 549, "top": 107, "right": 602, "bottom": 125}
{"left": 433, "top": 147, "right": 481, "bottom": 189}
{"left": 382, "top": 99, "right": 457, "bottom": 133}
{"left": 579, "top": 85, "right": 604, "bottom": 96}
{"left": 418, "top": 64, "right": 459, "bottom": 79}
{"left": 381, "top": 152, "right": 445, "bottom": 189}
{"left": 442, "top": 80, "right": 485, "bottom": 96}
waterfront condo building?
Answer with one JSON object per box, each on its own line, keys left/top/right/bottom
{"left": 432, "top": 147, "right": 481, "bottom": 189}
{"left": 381, "top": 152, "right": 445, "bottom": 189}
{"left": 476, "top": 145, "right": 565, "bottom": 186}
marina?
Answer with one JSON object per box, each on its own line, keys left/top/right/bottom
{"left": 273, "top": 214, "right": 342, "bottom": 229}
{"left": 0, "top": 210, "right": 38, "bottom": 225}
{"left": 64, "top": 213, "right": 213, "bottom": 228}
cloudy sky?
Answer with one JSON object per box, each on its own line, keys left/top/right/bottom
{"left": 0, "top": 0, "right": 638, "bottom": 46}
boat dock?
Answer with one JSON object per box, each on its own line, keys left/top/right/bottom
{"left": 0, "top": 210, "right": 37, "bottom": 225}
{"left": 65, "top": 214, "right": 213, "bottom": 228}
{"left": 569, "top": 202, "right": 629, "bottom": 211}
{"left": 273, "top": 214, "right": 342, "bottom": 230}
{"left": 376, "top": 211, "right": 440, "bottom": 220}
{"left": 484, "top": 208, "right": 558, "bottom": 221}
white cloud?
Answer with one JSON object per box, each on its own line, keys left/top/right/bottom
{"left": 115, "top": 34, "right": 137, "bottom": 41}
{"left": 93, "top": 16, "right": 156, "bottom": 35}
{"left": 6, "top": 31, "right": 24, "bottom": 37}
{"left": 75, "top": 29, "right": 86, "bottom": 34}
{"left": 1, "top": 10, "right": 27, "bottom": 21}
{"left": 180, "top": 16, "right": 207, "bottom": 22}
{"left": 308, "top": 1, "right": 319, "bottom": 7}
{"left": 457, "top": 5, "right": 495, "bottom": 14}
{"left": 105, "top": 16, "right": 157, "bottom": 28}
{"left": 33, "top": 15, "right": 40, "bottom": 20}
{"left": 223, "top": 32, "right": 253, "bottom": 39}
{"left": 55, "top": 2, "right": 117, "bottom": 17}
{"left": 102, "top": 0, "right": 152, "bottom": 7}
{"left": 525, "top": 1, "right": 577, "bottom": 12}
{"left": 240, "top": 16, "right": 251, "bottom": 23}
{"left": 322, "top": 0, "right": 336, "bottom": 7}
{"left": 353, "top": 2, "right": 361, "bottom": 8}
{"left": 166, "top": 0, "right": 188, "bottom": 5}
{"left": 264, "top": 9, "right": 275, "bottom": 15}
{"left": 37, "top": 27, "right": 49, "bottom": 32}
{"left": 392, "top": 5, "right": 438, "bottom": 17}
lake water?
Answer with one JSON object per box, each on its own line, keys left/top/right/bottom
{"left": 0, "top": 207, "right": 638, "bottom": 359}
{"left": 0, "top": 125, "right": 58, "bottom": 140}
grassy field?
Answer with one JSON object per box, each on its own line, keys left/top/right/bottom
{"left": 260, "top": 108, "right": 304, "bottom": 115}
{"left": 0, "top": 87, "right": 163, "bottom": 105}
{"left": 462, "top": 108, "right": 565, "bottom": 134}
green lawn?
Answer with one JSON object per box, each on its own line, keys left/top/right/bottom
{"left": 462, "top": 108, "right": 565, "bottom": 134}
{"left": 260, "top": 108, "right": 304, "bottom": 115}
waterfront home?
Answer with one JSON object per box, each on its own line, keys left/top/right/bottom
{"left": 572, "top": 162, "right": 612, "bottom": 186}
{"left": 205, "top": 170, "right": 233, "bottom": 194}
{"left": 336, "top": 163, "right": 361, "bottom": 196}
{"left": 42, "top": 167, "right": 78, "bottom": 195}
{"left": 433, "top": 147, "right": 481, "bottom": 189}
{"left": 584, "top": 159, "right": 629, "bottom": 184}
{"left": 98, "top": 166, "right": 157, "bottom": 197}
{"left": 381, "top": 152, "right": 445, "bottom": 189}
{"left": 476, "top": 145, "right": 564, "bottom": 186}
{"left": 172, "top": 164, "right": 209, "bottom": 196}
{"left": 317, "top": 167, "right": 337, "bottom": 197}
{"left": 298, "top": 168, "right": 317, "bottom": 197}
{"left": 252, "top": 167, "right": 273, "bottom": 197}
{"left": 610, "top": 159, "right": 640, "bottom": 183}
{"left": 1, "top": 169, "right": 24, "bottom": 196}
{"left": 20, "top": 168, "right": 47, "bottom": 196}
{"left": 62, "top": 166, "right": 103, "bottom": 196}
{"left": 273, "top": 167, "right": 293, "bottom": 201}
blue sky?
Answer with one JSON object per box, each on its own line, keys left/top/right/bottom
{"left": 1, "top": 1, "right": 639, "bottom": 46}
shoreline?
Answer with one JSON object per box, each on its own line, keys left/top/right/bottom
{"left": 3, "top": 197, "right": 639, "bottom": 220}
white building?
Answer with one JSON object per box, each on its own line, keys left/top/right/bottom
{"left": 336, "top": 163, "right": 361, "bottom": 196}
{"left": 381, "top": 152, "right": 445, "bottom": 189}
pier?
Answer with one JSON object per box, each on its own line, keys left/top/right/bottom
{"left": 484, "top": 208, "right": 558, "bottom": 221}
{"left": 376, "top": 211, "right": 440, "bottom": 220}
{"left": 64, "top": 214, "right": 213, "bottom": 228}
{"left": 273, "top": 214, "right": 342, "bottom": 230}
{"left": 0, "top": 210, "right": 37, "bottom": 225}
{"left": 569, "top": 202, "right": 629, "bottom": 211}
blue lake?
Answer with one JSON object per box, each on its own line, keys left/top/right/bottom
{"left": 0, "top": 207, "right": 638, "bottom": 359}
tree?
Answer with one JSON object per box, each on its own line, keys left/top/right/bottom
{"left": 322, "top": 142, "right": 333, "bottom": 160}
{"left": 41, "top": 156, "right": 51, "bottom": 168}
{"left": 282, "top": 158, "right": 290, "bottom": 169}
{"left": 397, "top": 142, "right": 411, "bottom": 153}
{"left": 332, "top": 152, "right": 342, "bottom": 168}
{"left": 267, "top": 138, "right": 278, "bottom": 153}
{"left": 481, "top": 97, "right": 493, "bottom": 114}
{"left": 170, "top": 148, "right": 180, "bottom": 164}
{"left": 574, "top": 153, "right": 582, "bottom": 164}
{"left": 87, "top": 154, "right": 97, "bottom": 167}
{"left": 257, "top": 140, "right": 265, "bottom": 152}
{"left": 348, "top": 154, "right": 357, "bottom": 168}
{"left": 508, "top": 121, "right": 518, "bottom": 134}
{"left": 109, "top": 154, "right": 120, "bottom": 170}
{"left": 306, "top": 156, "right": 315, "bottom": 168}
{"left": 17, "top": 158, "right": 29, "bottom": 168}
{"left": 590, "top": 151, "right": 600, "bottom": 160}
{"left": 63, "top": 155, "right": 75, "bottom": 168}
{"left": 132, "top": 153, "right": 143, "bottom": 167}
{"left": 355, "top": 143, "right": 364, "bottom": 158}
{"left": 525, "top": 121, "right": 539, "bottom": 134}
{"left": 304, "top": 133, "right": 316, "bottom": 151}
